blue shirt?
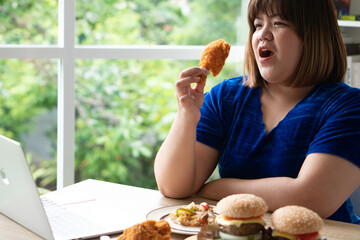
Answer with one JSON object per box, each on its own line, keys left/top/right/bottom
{"left": 196, "top": 76, "right": 360, "bottom": 224}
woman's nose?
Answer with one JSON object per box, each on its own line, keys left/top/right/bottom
{"left": 258, "top": 25, "right": 273, "bottom": 41}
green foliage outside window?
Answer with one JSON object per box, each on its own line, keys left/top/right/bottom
{"left": 0, "top": 0, "right": 244, "bottom": 190}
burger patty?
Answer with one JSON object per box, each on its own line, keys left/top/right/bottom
{"left": 217, "top": 222, "right": 264, "bottom": 236}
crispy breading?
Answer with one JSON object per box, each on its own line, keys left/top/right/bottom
{"left": 199, "top": 39, "right": 231, "bottom": 83}
{"left": 118, "top": 220, "right": 171, "bottom": 240}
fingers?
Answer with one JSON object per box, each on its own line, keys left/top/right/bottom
{"left": 179, "top": 67, "right": 210, "bottom": 79}
{"left": 177, "top": 67, "right": 209, "bottom": 97}
{"left": 175, "top": 76, "right": 200, "bottom": 97}
{"left": 195, "top": 75, "right": 207, "bottom": 93}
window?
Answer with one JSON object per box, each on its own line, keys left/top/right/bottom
{"left": 0, "top": 0, "right": 248, "bottom": 190}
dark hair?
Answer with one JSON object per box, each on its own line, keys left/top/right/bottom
{"left": 244, "top": 0, "right": 347, "bottom": 88}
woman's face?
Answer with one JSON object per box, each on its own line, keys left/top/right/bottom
{"left": 252, "top": 11, "right": 303, "bottom": 85}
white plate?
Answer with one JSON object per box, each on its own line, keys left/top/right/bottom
{"left": 146, "top": 205, "right": 215, "bottom": 235}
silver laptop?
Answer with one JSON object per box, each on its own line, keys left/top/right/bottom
{"left": 0, "top": 135, "right": 140, "bottom": 240}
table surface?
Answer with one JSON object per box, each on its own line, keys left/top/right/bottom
{"left": 0, "top": 179, "right": 359, "bottom": 240}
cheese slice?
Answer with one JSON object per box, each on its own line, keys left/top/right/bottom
{"left": 272, "top": 230, "right": 296, "bottom": 240}
{"left": 216, "top": 215, "right": 266, "bottom": 227}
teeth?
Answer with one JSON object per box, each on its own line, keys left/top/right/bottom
{"left": 260, "top": 49, "right": 271, "bottom": 57}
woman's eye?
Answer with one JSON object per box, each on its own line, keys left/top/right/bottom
{"left": 274, "top": 21, "right": 286, "bottom": 26}
{"left": 254, "top": 23, "right": 262, "bottom": 29}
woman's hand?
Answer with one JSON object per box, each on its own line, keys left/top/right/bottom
{"left": 176, "top": 67, "right": 209, "bottom": 122}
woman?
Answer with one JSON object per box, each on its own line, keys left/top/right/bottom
{"left": 154, "top": 0, "right": 360, "bottom": 224}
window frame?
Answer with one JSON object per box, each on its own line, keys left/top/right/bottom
{"left": 0, "top": 0, "right": 244, "bottom": 189}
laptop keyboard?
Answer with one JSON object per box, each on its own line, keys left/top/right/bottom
{"left": 41, "top": 197, "right": 108, "bottom": 240}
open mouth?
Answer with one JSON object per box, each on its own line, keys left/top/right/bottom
{"left": 259, "top": 47, "right": 274, "bottom": 58}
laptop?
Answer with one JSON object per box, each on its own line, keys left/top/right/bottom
{"left": 0, "top": 134, "right": 142, "bottom": 240}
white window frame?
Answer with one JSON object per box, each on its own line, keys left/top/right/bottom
{"left": 0, "top": 0, "right": 245, "bottom": 189}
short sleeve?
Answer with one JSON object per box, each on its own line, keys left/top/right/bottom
{"left": 196, "top": 83, "right": 224, "bottom": 150}
{"left": 307, "top": 89, "right": 360, "bottom": 168}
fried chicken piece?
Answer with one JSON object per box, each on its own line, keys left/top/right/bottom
{"left": 199, "top": 39, "right": 231, "bottom": 83}
{"left": 118, "top": 220, "right": 171, "bottom": 240}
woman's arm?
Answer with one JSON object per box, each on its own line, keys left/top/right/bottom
{"left": 196, "top": 153, "right": 360, "bottom": 218}
{"left": 154, "top": 67, "right": 219, "bottom": 198}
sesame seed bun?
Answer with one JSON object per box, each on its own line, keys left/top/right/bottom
{"left": 271, "top": 205, "right": 324, "bottom": 235}
{"left": 216, "top": 194, "right": 268, "bottom": 218}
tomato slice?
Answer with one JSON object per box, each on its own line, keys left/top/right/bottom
{"left": 294, "top": 232, "right": 319, "bottom": 240}
{"left": 200, "top": 202, "right": 209, "bottom": 210}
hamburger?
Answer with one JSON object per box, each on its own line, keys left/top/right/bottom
{"left": 215, "top": 194, "right": 268, "bottom": 240}
{"left": 271, "top": 205, "right": 324, "bottom": 240}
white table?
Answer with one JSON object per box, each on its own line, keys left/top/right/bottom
{"left": 1, "top": 179, "right": 359, "bottom": 240}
